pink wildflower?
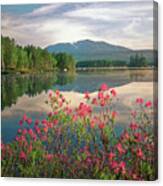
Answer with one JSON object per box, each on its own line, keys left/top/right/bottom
{"left": 145, "top": 100, "right": 152, "bottom": 108}
{"left": 34, "top": 119, "right": 40, "bottom": 125}
{"left": 130, "top": 122, "right": 138, "bottom": 130}
{"left": 136, "top": 98, "right": 144, "bottom": 104}
{"left": 108, "top": 152, "right": 116, "bottom": 160}
{"left": 48, "top": 90, "right": 53, "bottom": 98}
{"left": 19, "top": 120, "right": 23, "bottom": 126}
{"left": 19, "top": 151, "right": 27, "bottom": 161}
{"left": 91, "top": 98, "right": 98, "bottom": 105}
{"left": 84, "top": 91, "right": 90, "bottom": 99}
{"left": 45, "top": 154, "right": 53, "bottom": 161}
{"left": 116, "top": 143, "right": 125, "bottom": 154}
{"left": 111, "top": 111, "right": 118, "bottom": 119}
{"left": 136, "top": 148, "right": 143, "bottom": 158}
{"left": 98, "top": 91, "right": 104, "bottom": 99}
{"left": 110, "top": 88, "right": 117, "bottom": 97}
{"left": 26, "top": 118, "right": 32, "bottom": 125}
{"left": 100, "top": 83, "right": 108, "bottom": 91}
{"left": 98, "top": 122, "right": 105, "bottom": 129}
{"left": 53, "top": 119, "right": 59, "bottom": 126}
{"left": 23, "top": 114, "right": 27, "bottom": 121}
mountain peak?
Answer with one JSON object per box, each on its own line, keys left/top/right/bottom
{"left": 45, "top": 39, "right": 152, "bottom": 62}
{"left": 74, "top": 39, "right": 95, "bottom": 44}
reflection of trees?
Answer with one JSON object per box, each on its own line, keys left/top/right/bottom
{"left": 56, "top": 72, "right": 76, "bottom": 85}
{"left": 1, "top": 73, "right": 76, "bottom": 110}
{"left": 129, "top": 70, "right": 153, "bottom": 82}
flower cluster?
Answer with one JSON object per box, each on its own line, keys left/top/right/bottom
{"left": 1, "top": 83, "right": 156, "bottom": 180}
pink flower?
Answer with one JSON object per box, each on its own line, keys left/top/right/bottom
{"left": 19, "top": 120, "right": 23, "bottom": 126}
{"left": 43, "top": 127, "right": 48, "bottom": 133}
{"left": 145, "top": 101, "right": 152, "bottom": 108}
{"left": 90, "top": 120, "right": 95, "bottom": 128}
{"left": 111, "top": 161, "right": 118, "bottom": 169}
{"left": 17, "top": 129, "right": 22, "bottom": 134}
{"left": 111, "top": 111, "right": 118, "bottom": 119}
{"left": 28, "top": 129, "right": 35, "bottom": 138}
{"left": 45, "top": 154, "right": 53, "bottom": 161}
{"left": 136, "top": 148, "right": 143, "bottom": 158}
{"left": 48, "top": 112, "right": 53, "bottom": 117}
{"left": 15, "top": 136, "right": 20, "bottom": 141}
{"left": 110, "top": 89, "right": 117, "bottom": 97}
{"left": 19, "top": 151, "right": 27, "bottom": 161}
{"left": 123, "top": 131, "right": 130, "bottom": 140}
{"left": 72, "top": 114, "right": 78, "bottom": 122}
{"left": 1, "top": 143, "right": 5, "bottom": 151}
{"left": 53, "top": 119, "right": 59, "bottom": 126}
{"left": 134, "top": 132, "right": 142, "bottom": 142}
{"left": 48, "top": 122, "right": 53, "bottom": 128}
{"left": 35, "top": 119, "right": 40, "bottom": 125}
{"left": 116, "top": 143, "right": 125, "bottom": 154}
{"left": 26, "top": 118, "right": 32, "bottom": 125}
{"left": 62, "top": 97, "right": 65, "bottom": 102}
{"left": 28, "top": 144, "right": 33, "bottom": 153}
{"left": 84, "top": 91, "right": 90, "bottom": 99}
{"left": 53, "top": 111, "right": 58, "bottom": 115}
{"left": 98, "top": 91, "right": 104, "bottom": 100}
{"left": 114, "top": 168, "right": 120, "bottom": 174}
{"left": 91, "top": 98, "right": 98, "bottom": 105}
{"left": 55, "top": 89, "right": 60, "bottom": 96}
{"left": 108, "top": 152, "right": 116, "bottom": 160}
{"left": 136, "top": 98, "right": 144, "bottom": 104}
{"left": 41, "top": 135, "right": 47, "bottom": 141}
{"left": 119, "top": 161, "right": 126, "bottom": 170}
{"left": 100, "top": 99, "right": 105, "bottom": 107}
{"left": 34, "top": 126, "right": 41, "bottom": 134}
{"left": 59, "top": 101, "right": 63, "bottom": 107}
{"left": 130, "top": 122, "right": 138, "bottom": 130}
{"left": 65, "top": 107, "right": 72, "bottom": 114}
{"left": 23, "top": 114, "right": 27, "bottom": 121}
{"left": 22, "top": 129, "right": 27, "bottom": 135}
{"left": 98, "top": 122, "right": 105, "bottom": 129}
{"left": 42, "top": 119, "right": 47, "bottom": 125}
{"left": 77, "top": 103, "right": 92, "bottom": 118}
{"left": 100, "top": 83, "right": 108, "bottom": 91}
{"left": 131, "top": 110, "right": 137, "bottom": 118}
{"left": 105, "top": 94, "right": 110, "bottom": 100}
{"left": 48, "top": 90, "right": 53, "bottom": 97}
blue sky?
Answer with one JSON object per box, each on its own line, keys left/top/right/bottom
{"left": 1, "top": 1, "right": 153, "bottom": 49}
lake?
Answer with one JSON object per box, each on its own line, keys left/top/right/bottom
{"left": 1, "top": 69, "right": 154, "bottom": 143}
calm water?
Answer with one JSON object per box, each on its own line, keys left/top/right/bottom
{"left": 1, "top": 69, "right": 154, "bottom": 143}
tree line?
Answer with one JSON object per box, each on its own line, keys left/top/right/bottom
{"left": 1, "top": 36, "right": 76, "bottom": 73}
{"left": 77, "top": 54, "right": 150, "bottom": 68}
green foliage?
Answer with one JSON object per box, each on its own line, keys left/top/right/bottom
{"left": 77, "top": 54, "right": 149, "bottom": 68}
{"left": 129, "top": 54, "right": 148, "bottom": 67}
{"left": 1, "top": 36, "right": 58, "bottom": 72}
{"left": 54, "top": 52, "right": 76, "bottom": 72}
{"left": 77, "top": 59, "right": 127, "bottom": 68}
{"left": 1, "top": 36, "right": 76, "bottom": 73}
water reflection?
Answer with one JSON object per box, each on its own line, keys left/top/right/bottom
{"left": 1, "top": 69, "right": 153, "bottom": 110}
{"left": 1, "top": 72, "right": 76, "bottom": 110}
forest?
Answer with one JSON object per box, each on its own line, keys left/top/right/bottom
{"left": 77, "top": 54, "right": 149, "bottom": 68}
{"left": 1, "top": 36, "right": 151, "bottom": 73}
{"left": 1, "top": 36, "right": 76, "bottom": 73}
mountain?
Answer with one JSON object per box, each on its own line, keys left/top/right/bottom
{"left": 45, "top": 39, "right": 154, "bottom": 63}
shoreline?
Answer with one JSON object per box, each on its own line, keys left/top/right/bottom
{"left": 76, "top": 66, "right": 154, "bottom": 72}
{"left": 1, "top": 66, "right": 155, "bottom": 75}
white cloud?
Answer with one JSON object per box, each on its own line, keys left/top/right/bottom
{"left": 1, "top": 1, "right": 154, "bottom": 49}
{"left": 26, "top": 4, "right": 63, "bottom": 17}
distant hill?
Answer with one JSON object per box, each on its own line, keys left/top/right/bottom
{"left": 45, "top": 39, "right": 154, "bottom": 63}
